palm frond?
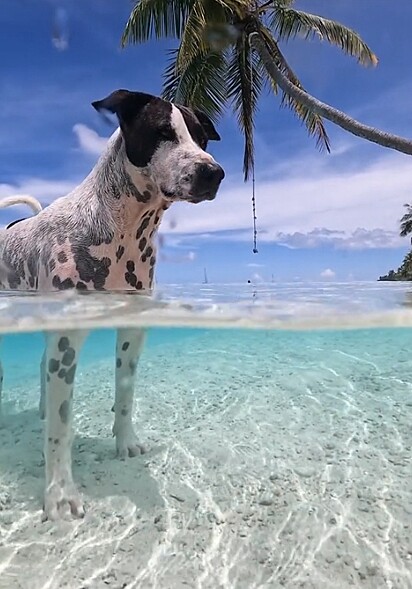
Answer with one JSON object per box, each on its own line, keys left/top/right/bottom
{"left": 269, "top": 6, "right": 378, "bottom": 66}
{"left": 400, "top": 204, "right": 412, "bottom": 237}
{"left": 227, "top": 32, "right": 263, "bottom": 180}
{"left": 163, "top": 48, "right": 228, "bottom": 122}
{"left": 175, "top": 2, "right": 208, "bottom": 72}
{"left": 257, "top": 25, "right": 330, "bottom": 152}
{"left": 121, "top": 0, "right": 194, "bottom": 46}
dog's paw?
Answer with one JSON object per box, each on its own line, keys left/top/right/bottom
{"left": 114, "top": 426, "right": 147, "bottom": 460}
{"left": 42, "top": 481, "right": 85, "bottom": 522}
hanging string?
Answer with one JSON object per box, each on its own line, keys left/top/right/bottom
{"left": 249, "top": 33, "right": 258, "bottom": 254}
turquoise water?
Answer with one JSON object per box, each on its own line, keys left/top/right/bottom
{"left": 0, "top": 283, "right": 411, "bottom": 588}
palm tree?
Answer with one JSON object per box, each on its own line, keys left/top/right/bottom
{"left": 400, "top": 203, "right": 412, "bottom": 240}
{"left": 122, "top": 0, "right": 412, "bottom": 184}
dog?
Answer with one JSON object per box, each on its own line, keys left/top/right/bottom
{"left": 0, "top": 89, "right": 224, "bottom": 521}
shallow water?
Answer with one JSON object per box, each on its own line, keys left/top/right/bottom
{"left": 0, "top": 283, "right": 411, "bottom": 588}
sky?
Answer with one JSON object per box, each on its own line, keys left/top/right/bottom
{"left": 1, "top": 0, "right": 412, "bottom": 284}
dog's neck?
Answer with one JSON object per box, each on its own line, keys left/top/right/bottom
{"left": 90, "top": 130, "right": 169, "bottom": 237}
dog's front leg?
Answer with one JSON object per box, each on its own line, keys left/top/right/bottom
{"left": 113, "top": 328, "right": 146, "bottom": 459}
{"left": 43, "top": 329, "right": 87, "bottom": 521}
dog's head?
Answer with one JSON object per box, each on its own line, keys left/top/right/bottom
{"left": 92, "top": 90, "right": 224, "bottom": 203}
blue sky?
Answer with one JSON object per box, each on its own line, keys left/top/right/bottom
{"left": 1, "top": 0, "right": 412, "bottom": 283}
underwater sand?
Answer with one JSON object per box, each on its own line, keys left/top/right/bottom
{"left": 0, "top": 326, "right": 411, "bottom": 588}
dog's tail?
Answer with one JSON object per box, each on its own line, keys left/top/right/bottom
{"left": 0, "top": 195, "right": 43, "bottom": 214}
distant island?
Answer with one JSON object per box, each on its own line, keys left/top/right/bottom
{"left": 378, "top": 251, "right": 412, "bottom": 281}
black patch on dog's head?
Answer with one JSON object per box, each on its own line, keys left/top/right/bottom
{"left": 176, "top": 105, "right": 220, "bottom": 150}
{"left": 92, "top": 90, "right": 220, "bottom": 167}
{"left": 92, "top": 90, "right": 175, "bottom": 167}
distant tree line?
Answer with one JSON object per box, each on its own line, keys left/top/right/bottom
{"left": 378, "top": 204, "right": 412, "bottom": 281}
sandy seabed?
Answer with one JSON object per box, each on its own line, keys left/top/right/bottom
{"left": 0, "top": 328, "right": 411, "bottom": 589}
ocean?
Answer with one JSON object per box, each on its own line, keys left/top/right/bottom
{"left": 0, "top": 282, "right": 411, "bottom": 589}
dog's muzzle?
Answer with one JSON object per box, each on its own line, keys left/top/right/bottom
{"left": 189, "top": 162, "right": 225, "bottom": 203}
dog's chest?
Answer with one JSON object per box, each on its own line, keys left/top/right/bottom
{"left": 99, "top": 233, "right": 157, "bottom": 291}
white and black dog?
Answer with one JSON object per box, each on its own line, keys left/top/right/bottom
{"left": 0, "top": 89, "right": 224, "bottom": 521}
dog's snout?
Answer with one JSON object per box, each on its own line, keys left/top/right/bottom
{"left": 187, "top": 161, "right": 225, "bottom": 203}
{"left": 197, "top": 162, "right": 225, "bottom": 185}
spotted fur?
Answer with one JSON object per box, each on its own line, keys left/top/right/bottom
{"left": 0, "top": 89, "right": 224, "bottom": 521}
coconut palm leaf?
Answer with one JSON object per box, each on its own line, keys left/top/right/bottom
{"left": 227, "top": 32, "right": 264, "bottom": 179}
{"left": 163, "top": 48, "right": 228, "bottom": 122}
{"left": 256, "top": 24, "right": 330, "bottom": 152}
{"left": 122, "top": 0, "right": 194, "bottom": 45}
{"left": 269, "top": 6, "right": 378, "bottom": 66}
{"left": 175, "top": 2, "right": 208, "bottom": 72}
{"left": 400, "top": 204, "right": 412, "bottom": 237}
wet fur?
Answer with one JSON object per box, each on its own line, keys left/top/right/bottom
{"left": 0, "top": 90, "right": 224, "bottom": 521}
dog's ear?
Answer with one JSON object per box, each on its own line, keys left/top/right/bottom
{"left": 193, "top": 109, "right": 221, "bottom": 141}
{"left": 92, "top": 90, "right": 153, "bottom": 125}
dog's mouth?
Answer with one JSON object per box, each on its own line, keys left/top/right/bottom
{"left": 160, "top": 187, "right": 217, "bottom": 203}
{"left": 187, "top": 190, "right": 217, "bottom": 203}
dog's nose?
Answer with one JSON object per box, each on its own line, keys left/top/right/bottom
{"left": 197, "top": 162, "right": 225, "bottom": 186}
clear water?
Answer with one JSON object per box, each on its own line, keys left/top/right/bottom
{"left": 0, "top": 283, "right": 411, "bottom": 589}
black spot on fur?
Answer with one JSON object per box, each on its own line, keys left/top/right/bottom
{"left": 129, "top": 359, "right": 138, "bottom": 373}
{"left": 122, "top": 342, "right": 130, "bottom": 351}
{"left": 136, "top": 281, "right": 143, "bottom": 290}
{"left": 121, "top": 408, "right": 128, "bottom": 416}
{"left": 116, "top": 358, "right": 122, "bottom": 368}
{"left": 126, "top": 260, "right": 135, "bottom": 272}
{"left": 52, "top": 276, "right": 75, "bottom": 290}
{"left": 125, "top": 271, "right": 137, "bottom": 288}
{"left": 76, "top": 281, "right": 87, "bottom": 290}
{"left": 71, "top": 247, "right": 112, "bottom": 290}
{"left": 58, "top": 368, "right": 67, "bottom": 379}
{"left": 150, "top": 256, "right": 156, "bottom": 267}
{"left": 116, "top": 245, "right": 125, "bottom": 262}
{"left": 139, "top": 237, "right": 147, "bottom": 252}
{"left": 145, "top": 246, "right": 153, "bottom": 257}
{"left": 65, "top": 364, "right": 76, "bottom": 385}
{"left": 136, "top": 217, "right": 150, "bottom": 240}
{"left": 58, "top": 337, "right": 70, "bottom": 352}
{"left": 62, "top": 347, "right": 75, "bottom": 366}
{"left": 57, "top": 251, "right": 68, "bottom": 263}
{"left": 48, "top": 359, "right": 60, "bottom": 373}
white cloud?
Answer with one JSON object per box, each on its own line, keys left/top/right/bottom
{"left": 247, "top": 262, "right": 265, "bottom": 268}
{"left": 73, "top": 124, "right": 108, "bottom": 155}
{"left": 320, "top": 268, "right": 336, "bottom": 279}
{"left": 163, "top": 149, "right": 412, "bottom": 250}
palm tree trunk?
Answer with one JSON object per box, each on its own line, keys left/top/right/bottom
{"left": 249, "top": 32, "right": 412, "bottom": 156}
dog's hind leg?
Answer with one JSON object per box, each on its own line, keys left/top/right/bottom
{"left": 113, "top": 328, "right": 147, "bottom": 459}
{"left": 42, "top": 329, "right": 87, "bottom": 521}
